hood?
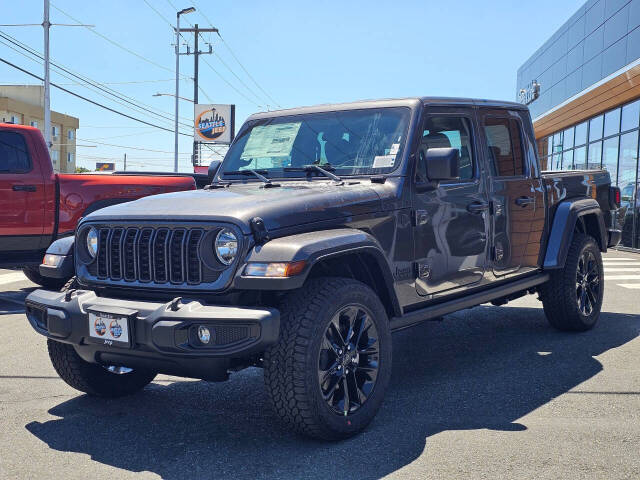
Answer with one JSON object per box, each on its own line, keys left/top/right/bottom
{"left": 84, "top": 180, "right": 388, "bottom": 233}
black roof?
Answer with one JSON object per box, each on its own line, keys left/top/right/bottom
{"left": 248, "top": 97, "right": 528, "bottom": 120}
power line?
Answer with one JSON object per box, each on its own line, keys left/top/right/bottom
{"left": 77, "top": 138, "right": 194, "bottom": 154}
{"left": 200, "top": 55, "right": 264, "bottom": 108}
{"left": 152, "top": 3, "right": 268, "bottom": 109}
{"left": 0, "top": 56, "right": 193, "bottom": 136}
{"left": 50, "top": 2, "right": 192, "bottom": 81}
{"left": 0, "top": 31, "right": 193, "bottom": 127}
{"left": 183, "top": 0, "right": 282, "bottom": 108}
{"left": 216, "top": 33, "right": 281, "bottom": 108}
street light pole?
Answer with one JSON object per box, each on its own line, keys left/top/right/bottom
{"left": 173, "top": 7, "right": 195, "bottom": 173}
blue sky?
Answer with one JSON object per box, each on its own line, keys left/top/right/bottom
{"left": 1, "top": 0, "right": 584, "bottom": 171}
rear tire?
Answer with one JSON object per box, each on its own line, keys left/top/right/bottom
{"left": 264, "top": 277, "right": 392, "bottom": 440}
{"left": 22, "top": 266, "right": 68, "bottom": 291}
{"left": 540, "top": 233, "right": 604, "bottom": 331}
{"left": 47, "top": 339, "right": 156, "bottom": 397}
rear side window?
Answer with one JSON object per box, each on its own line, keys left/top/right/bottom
{"left": 0, "top": 131, "right": 31, "bottom": 173}
{"left": 484, "top": 117, "right": 525, "bottom": 177}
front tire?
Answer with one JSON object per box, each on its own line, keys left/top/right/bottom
{"left": 47, "top": 339, "right": 156, "bottom": 397}
{"left": 540, "top": 233, "right": 604, "bottom": 331}
{"left": 264, "top": 277, "right": 392, "bottom": 440}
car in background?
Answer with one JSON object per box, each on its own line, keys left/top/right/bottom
{"left": 0, "top": 123, "right": 197, "bottom": 288}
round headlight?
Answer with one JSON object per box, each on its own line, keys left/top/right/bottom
{"left": 86, "top": 227, "right": 99, "bottom": 258}
{"left": 215, "top": 228, "right": 238, "bottom": 265}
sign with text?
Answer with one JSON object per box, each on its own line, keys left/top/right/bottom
{"left": 194, "top": 104, "right": 235, "bottom": 144}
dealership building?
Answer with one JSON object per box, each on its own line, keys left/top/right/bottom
{"left": 517, "top": 0, "right": 640, "bottom": 250}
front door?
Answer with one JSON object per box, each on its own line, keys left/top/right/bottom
{"left": 413, "top": 107, "right": 490, "bottom": 296}
{"left": 479, "top": 110, "right": 541, "bottom": 277}
{"left": 0, "top": 130, "right": 46, "bottom": 253}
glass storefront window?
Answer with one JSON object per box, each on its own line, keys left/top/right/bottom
{"left": 563, "top": 149, "right": 574, "bottom": 169}
{"left": 547, "top": 136, "right": 553, "bottom": 156}
{"left": 575, "top": 121, "right": 588, "bottom": 146}
{"left": 618, "top": 131, "right": 638, "bottom": 188}
{"left": 589, "top": 115, "right": 604, "bottom": 142}
{"left": 604, "top": 108, "right": 621, "bottom": 138}
{"left": 563, "top": 127, "right": 574, "bottom": 149}
{"left": 602, "top": 137, "right": 619, "bottom": 184}
{"left": 552, "top": 131, "right": 563, "bottom": 153}
{"left": 552, "top": 153, "right": 562, "bottom": 170}
{"left": 621, "top": 100, "right": 640, "bottom": 132}
{"left": 588, "top": 141, "right": 602, "bottom": 168}
{"left": 574, "top": 146, "right": 587, "bottom": 169}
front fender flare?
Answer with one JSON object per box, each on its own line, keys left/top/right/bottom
{"left": 543, "top": 198, "right": 607, "bottom": 269}
{"left": 234, "top": 228, "right": 400, "bottom": 313}
{"left": 39, "top": 236, "right": 75, "bottom": 280}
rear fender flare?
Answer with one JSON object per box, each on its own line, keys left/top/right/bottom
{"left": 543, "top": 198, "right": 607, "bottom": 269}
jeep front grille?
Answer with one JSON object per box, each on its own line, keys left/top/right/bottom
{"left": 94, "top": 226, "right": 205, "bottom": 285}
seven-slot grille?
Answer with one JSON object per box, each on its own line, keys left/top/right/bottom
{"left": 94, "top": 226, "right": 205, "bottom": 285}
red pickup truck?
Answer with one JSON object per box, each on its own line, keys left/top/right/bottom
{"left": 0, "top": 123, "right": 196, "bottom": 288}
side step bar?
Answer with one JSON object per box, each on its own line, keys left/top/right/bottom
{"left": 390, "top": 273, "right": 550, "bottom": 332}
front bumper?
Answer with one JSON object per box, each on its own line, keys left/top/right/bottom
{"left": 25, "top": 289, "right": 279, "bottom": 381}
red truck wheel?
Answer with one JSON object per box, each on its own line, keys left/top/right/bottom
{"left": 22, "top": 266, "right": 68, "bottom": 291}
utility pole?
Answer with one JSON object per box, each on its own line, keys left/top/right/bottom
{"left": 43, "top": 0, "right": 51, "bottom": 151}
{"left": 173, "top": 7, "right": 196, "bottom": 173}
{"left": 123, "top": 153, "right": 127, "bottom": 171}
{"left": 175, "top": 24, "right": 217, "bottom": 167}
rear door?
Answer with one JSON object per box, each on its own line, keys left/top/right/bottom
{"left": 0, "top": 130, "right": 46, "bottom": 252}
{"left": 413, "top": 106, "right": 490, "bottom": 295}
{"left": 478, "top": 109, "right": 543, "bottom": 277}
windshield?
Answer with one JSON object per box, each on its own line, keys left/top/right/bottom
{"left": 221, "top": 107, "right": 411, "bottom": 178}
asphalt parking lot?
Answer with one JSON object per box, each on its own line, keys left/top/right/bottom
{"left": 1, "top": 250, "right": 639, "bottom": 480}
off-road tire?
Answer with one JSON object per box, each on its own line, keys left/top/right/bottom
{"left": 47, "top": 339, "right": 156, "bottom": 397}
{"left": 540, "top": 233, "right": 604, "bottom": 331}
{"left": 22, "top": 266, "right": 68, "bottom": 291}
{"left": 264, "top": 277, "right": 392, "bottom": 440}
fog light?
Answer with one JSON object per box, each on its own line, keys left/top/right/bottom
{"left": 198, "top": 325, "right": 211, "bottom": 344}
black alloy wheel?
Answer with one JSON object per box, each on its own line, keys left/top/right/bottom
{"left": 318, "top": 305, "right": 379, "bottom": 416}
{"left": 540, "top": 233, "right": 604, "bottom": 332}
{"left": 576, "top": 249, "right": 600, "bottom": 316}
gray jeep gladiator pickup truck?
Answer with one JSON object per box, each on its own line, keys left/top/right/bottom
{"left": 25, "top": 97, "right": 622, "bottom": 440}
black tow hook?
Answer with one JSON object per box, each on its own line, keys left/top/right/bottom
{"left": 169, "top": 297, "right": 183, "bottom": 311}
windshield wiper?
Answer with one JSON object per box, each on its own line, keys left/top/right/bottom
{"left": 223, "top": 169, "right": 280, "bottom": 188}
{"left": 284, "top": 164, "right": 342, "bottom": 183}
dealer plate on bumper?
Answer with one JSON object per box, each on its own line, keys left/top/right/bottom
{"left": 87, "top": 308, "right": 134, "bottom": 348}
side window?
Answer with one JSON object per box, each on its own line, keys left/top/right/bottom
{"left": 0, "top": 131, "right": 31, "bottom": 173}
{"left": 419, "top": 116, "right": 474, "bottom": 180}
{"left": 484, "top": 117, "right": 525, "bottom": 177}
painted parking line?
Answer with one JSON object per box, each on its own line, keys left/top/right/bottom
{"left": 601, "top": 257, "right": 635, "bottom": 261}
{"left": 604, "top": 268, "right": 640, "bottom": 272}
{"left": 617, "top": 284, "right": 640, "bottom": 289}
{"left": 604, "top": 275, "right": 640, "bottom": 280}
{"left": 0, "top": 272, "right": 27, "bottom": 286}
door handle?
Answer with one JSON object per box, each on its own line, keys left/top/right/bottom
{"left": 515, "top": 196, "right": 534, "bottom": 207}
{"left": 467, "top": 201, "right": 489, "bottom": 214}
{"left": 12, "top": 184, "right": 37, "bottom": 192}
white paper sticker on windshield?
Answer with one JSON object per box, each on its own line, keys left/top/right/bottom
{"left": 389, "top": 143, "right": 400, "bottom": 155}
{"left": 241, "top": 122, "right": 302, "bottom": 160}
{"left": 372, "top": 155, "right": 396, "bottom": 168}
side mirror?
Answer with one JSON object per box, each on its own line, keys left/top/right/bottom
{"left": 208, "top": 160, "right": 222, "bottom": 182}
{"left": 415, "top": 147, "right": 460, "bottom": 193}
{"left": 425, "top": 147, "right": 459, "bottom": 181}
